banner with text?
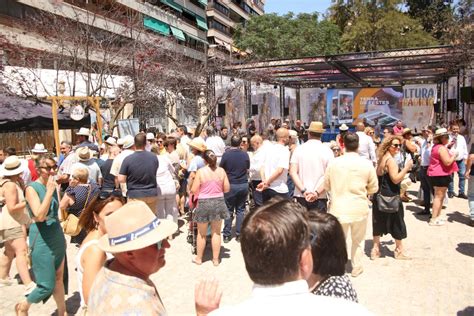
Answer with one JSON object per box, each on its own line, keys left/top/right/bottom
{"left": 402, "top": 84, "right": 436, "bottom": 131}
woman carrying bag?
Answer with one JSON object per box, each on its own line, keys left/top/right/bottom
{"left": 0, "top": 156, "right": 35, "bottom": 294}
{"left": 59, "top": 168, "right": 100, "bottom": 245}
{"left": 371, "top": 136, "right": 413, "bottom": 261}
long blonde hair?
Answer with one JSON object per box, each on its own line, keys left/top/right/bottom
{"left": 377, "top": 135, "right": 402, "bottom": 163}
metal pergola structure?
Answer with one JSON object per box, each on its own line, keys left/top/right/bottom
{"left": 224, "top": 45, "right": 464, "bottom": 88}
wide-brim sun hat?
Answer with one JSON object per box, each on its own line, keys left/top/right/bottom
{"left": 339, "top": 124, "right": 349, "bottom": 131}
{"left": 122, "top": 135, "right": 135, "bottom": 149}
{"left": 76, "top": 146, "right": 92, "bottom": 161}
{"left": 146, "top": 133, "right": 155, "bottom": 140}
{"left": 434, "top": 128, "right": 449, "bottom": 138}
{"left": 0, "top": 156, "right": 27, "bottom": 177}
{"left": 188, "top": 138, "right": 207, "bottom": 152}
{"left": 98, "top": 201, "right": 178, "bottom": 253}
{"left": 105, "top": 137, "right": 117, "bottom": 146}
{"left": 31, "top": 143, "right": 48, "bottom": 153}
{"left": 307, "top": 121, "right": 326, "bottom": 133}
{"left": 76, "top": 127, "right": 90, "bottom": 136}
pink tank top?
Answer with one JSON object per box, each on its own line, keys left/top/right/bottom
{"left": 427, "top": 144, "right": 459, "bottom": 177}
{"left": 198, "top": 179, "right": 224, "bottom": 199}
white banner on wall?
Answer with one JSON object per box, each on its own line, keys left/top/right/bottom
{"left": 402, "top": 84, "right": 437, "bottom": 131}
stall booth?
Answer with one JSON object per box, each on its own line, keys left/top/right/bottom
{"left": 217, "top": 45, "right": 471, "bottom": 141}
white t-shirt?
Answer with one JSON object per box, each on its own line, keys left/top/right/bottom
{"left": 290, "top": 139, "right": 334, "bottom": 198}
{"left": 110, "top": 149, "right": 134, "bottom": 195}
{"left": 356, "top": 132, "right": 376, "bottom": 165}
{"left": 156, "top": 155, "right": 176, "bottom": 196}
{"left": 206, "top": 136, "right": 226, "bottom": 163}
{"left": 264, "top": 143, "right": 290, "bottom": 193}
{"left": 71, "top": 160, "right": 102, "bottom": 184}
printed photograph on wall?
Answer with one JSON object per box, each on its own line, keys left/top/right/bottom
{"left": 251, "top": 83, "right": 281, "bottom": 133}
{"left": 300, "top": 88, "right": 327, "bottom": 125}
{"left": 215, "top": 75, "right": 246, "bottom": 130}
{"left": 284, "top": 87, "right": 297, "bottom": 124}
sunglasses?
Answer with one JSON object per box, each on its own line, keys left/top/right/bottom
{"left": 157, "top": 140, "right": 163, "bottom": 144}
{"left": 41, "top": 165, "right": 58, "bottom": 171}
{"left": 99, "top": 189, "right": 123, "bottom": 200}
{"left": 391, "top": 144, "right": 401, "bottom": 148}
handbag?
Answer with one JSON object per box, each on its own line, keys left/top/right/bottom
{"left": 61, "top": 185, "right": 91, "bottom": 236}
{"left": 375, "top": 194, "right": 400, "bottom": 213}
{"left": 376, "top": 172, "right": 401, "bottom": 213}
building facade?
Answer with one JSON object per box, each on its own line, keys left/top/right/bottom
{"left": 206, "top": 0, "right": 264, "bottom": 60}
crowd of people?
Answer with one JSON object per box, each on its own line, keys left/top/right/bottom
{"left": 0, "top": 116, "right": 472, "bottom": 315}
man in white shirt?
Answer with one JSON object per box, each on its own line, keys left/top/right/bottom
{"left": 257, "top": 128, "right": 290, "bottom": 202}
{"left": 195, "top": 199, "right": 369, "bottom": 316}
{"left": 205, "top": 127, "right": 226, "bottom": 164}
{"left": 249, "top": 135, "right": 268, "bottom": 207}
{"left": 177, "top": 125, "right": 191, "bottom": 153}
{"left": 324, "top": 132, "right": 378, "bottom": 277}
{"left": 110, "top": 135, "right": 135, "bottom": 195}
{"left": 290, "top": 121, "right": 334, "bottom": 212}
{"left": 355, "top": 122, "right": 377, "bottom": 166}
{"left": 448, "top": 122, "right": 468, "bottom": 199}
{"left": 417, "top": 126, "right": 435, "bottom": 215}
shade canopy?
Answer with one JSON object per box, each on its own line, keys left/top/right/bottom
{"left": 0, "top": 94, "right": 90, "bottom": 132}
{"left": 224, "top": 46, "right": 464, "bottom": 88}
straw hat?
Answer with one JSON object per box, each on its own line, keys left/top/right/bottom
{"left": 76, "top": 147, "right": 92, "bottom": 162}
{"left": 339, "top": 124, "right": 349, "bottom": 131}
{"left": 31, "top": 143, "right": 48, "bottom": 154}
{"left": 98, "top": 201, "right": 177, "bottom": 253}
{"left": 0, "top": 156, "right": 26, "bottom": 177}
{"left": 122, "top": 135, "right": 135, "bottom": 149}
{"left": 188, "top": 138, "right": 207, "bottom": 152}
{"left": 289, "top": 130, "right": 298, "bottom": 138}
{"left": 105, "top": 137, "right": 117, "bottom": 146}
{"left": 146, "top": 133, "right": 155, "bottom": 141}
{"left": 117, "top": 138, "right": 125, "bottom": 146}
{"left": 307, "top": 121, "right": 326, "bottom": 133}
{"left": 76, "top": 127, "right": 90, "bottom": 136}
{"left": 402, "top": 128, "right": 412, "bottom": 135}
{"left": 434, "top": 128, "right": 449, "bottom": 138}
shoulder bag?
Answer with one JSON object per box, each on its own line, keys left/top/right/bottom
{"left": 375, "top": 167, "right": 400, "bottom": 214}
{"left": 61, "top": 185, "right": 91, "bottom": 236}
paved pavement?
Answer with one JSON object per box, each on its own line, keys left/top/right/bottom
{"left": 1, "top": 182, "right": 473, "bottom": 315}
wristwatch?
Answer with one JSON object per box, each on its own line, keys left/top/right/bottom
{"left": 301, "top": 188, "right": 307, "bottom": 194}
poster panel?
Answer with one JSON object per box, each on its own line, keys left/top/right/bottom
{"left": 402, "top": 84, "right": 436, "bottom": 131}
{"left": 284, "top": 87, "right": 297, "bottom": 123}
{"left": 118, "top": 118, "right": 140, "bottom": 137}
{"left": 300, "top": 88, "right": 327, "bottom": 125}
{"left": 215, "top": 75, "right": 246, "bottom": 130}
{"left": 326, "top": 87, "right": 403, "bottom": 126}
{"left": 251, "top": 83, "right": 280, "bottom": 132}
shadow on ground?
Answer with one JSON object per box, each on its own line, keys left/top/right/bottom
{"left": 447, "top": 211, "right": 471, "bottom": 226}
{"left": 65, "top": 291, "right": 80, "bottom": 315}
{"left": 455, "top": 243, "right": 474, "bottom": 258}
{"left": 457, "top": 306, "right": 474, "bottom": 316}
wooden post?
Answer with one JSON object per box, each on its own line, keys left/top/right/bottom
{"left": 51, "top": 98, "right": 60, "bottom": 157}
{"left": 92, "top": 97, "right": 103, "bottom": 145}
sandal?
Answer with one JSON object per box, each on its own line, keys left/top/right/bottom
{"left": 192, "top": 258, "right": 202, "bottom": 265}
{"left": 370, "top": 248, "right": 380, "bottom": 260}
{"left": 394, "top": 249, "right": 411, "bottom": 260}
{"left": 212, "top": 259, "right": 220, "bottom": 267}
{"left": 429, "top": 218, "right": 445, "bottom": 226}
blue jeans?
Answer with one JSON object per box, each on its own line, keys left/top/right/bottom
{"left": 295, "top": 197, "right": 328, "bottom": 213}
{"left": 250, "top": 180, "right": 263, "bottom": 207}
{"left": 448, "top": 160, "right": 466, "bottom": 195}
{"left": 223, "top": 182, "right": 248, "bottom": 238}
{"left": 468, "top": 176, "right": 474, "bottom": 220}
{"left": 418, "top": 166, "right": 432, "bottom": 212}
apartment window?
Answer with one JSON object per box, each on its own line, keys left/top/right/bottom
{"left": 213, "top": 1, "right": 229, "bottom": 16}
{"left": 208, "top": 18, "right": 230, "bottom": 35}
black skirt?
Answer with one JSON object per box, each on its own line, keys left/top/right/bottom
{"left": 372, "top": 194, "right": 407, "bottom": 240}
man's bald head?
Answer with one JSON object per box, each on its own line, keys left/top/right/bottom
{"left": 356, "top": 122, "right": 365, "bottom": 132}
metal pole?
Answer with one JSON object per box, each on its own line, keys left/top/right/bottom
{"left": 51, "top": 98, "right": 60, "bottom": 157}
